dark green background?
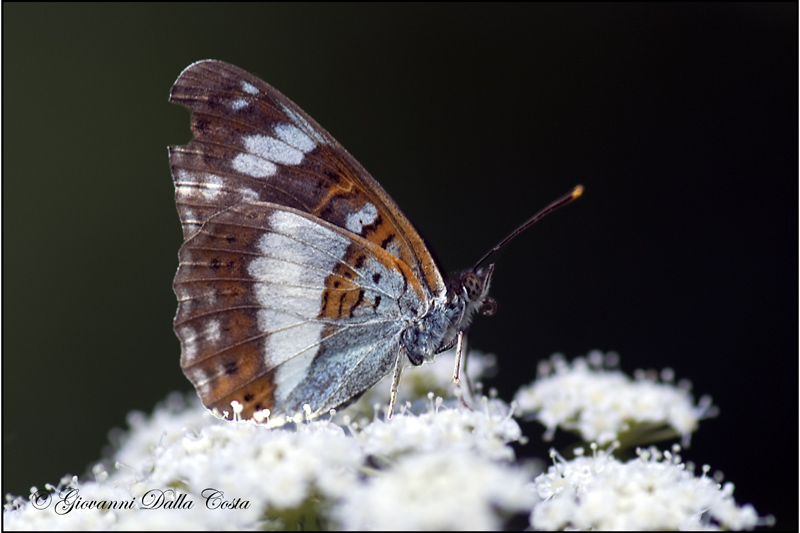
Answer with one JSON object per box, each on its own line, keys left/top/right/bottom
{"left": 4, "top": 3, "right": 796, "bottom": 527}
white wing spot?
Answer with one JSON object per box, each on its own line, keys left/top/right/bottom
{"left": 206, "top": 289, "right": 218, "bottom": 308}
{"left": 274, "top": 124, "right": 316, "bottom": 153}
{"left": 243, "top": 134, "right": 304, "bottom": 166}
{"left": 184, "top": 366, "right": 211, "bottom": 396}
{"left": 346, "top": 202, "right": 378, "bottom": 234}
{"left": 232, "top": 153, "right": 277, "bottom": 178}
{"left": 231, "top": 98, "right": 248, "bottom": 110}
{"left": 180, "top": 297, "right": 194, "bottom": 314}
{"left": 241, "top": 81, "right": 259, "bottom": 95}
{"left": 175, "top": 170, "right": 224, "bottom": 200}
{"left": 181, "top": 207, "right": 200, "bottom": 231}
{"left": 180, "top": 327, "right": 198, "bottom": 362}
{"left": 202, "top": 174, "right": 224, "bottom": 199}
{"left": 240, "top": 187, "right": 259, "bottom": 202}
{"left": 205, "top": 319, "right": 222, "bottom": 343}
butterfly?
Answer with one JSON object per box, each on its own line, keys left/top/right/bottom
{"left": 169, "top": 60, "right": 581, "bottom": 423}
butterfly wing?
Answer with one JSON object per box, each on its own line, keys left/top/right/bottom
{"left": 169, "top": 60, "right": 443, "bottom": 292}
{"left": 169, "top": 60, "right": 445, "bottom": 420}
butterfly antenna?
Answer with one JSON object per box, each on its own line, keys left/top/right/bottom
{"left": 473, "top": 185, "right": 583, "bottom": 270}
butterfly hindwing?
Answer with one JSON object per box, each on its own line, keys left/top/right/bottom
{"left": 173, "top": 200, "right": 426, "bottom": 419}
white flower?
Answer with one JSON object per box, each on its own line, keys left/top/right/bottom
{"left": 5, "top": 396, "right": 366, "bottom": 530}
{"left": 514, "top": 350, "right": 717, "bottom": 447}
{"left": 529, "top": 444, "right": 766, "bottom": 531}
{"left": 4, "top": 349, "right": 770, "bottom": 531}
{"left": 4, "top": 348, "right": 527, "bottom": 531}
{"left": 109, "top": 391, "right": 209, "bottom": 478}
{"left": 350, "top": 397, "right": 522, "bottom": 462}
{"left": 335, "top": 449, "right": 535, "bottom": 530}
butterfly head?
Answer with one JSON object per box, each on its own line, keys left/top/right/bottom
{"left": 451, "top": 264, "right": 497, "bottom": 319}
{"left": 417, "top": 264, "right": 498, "bottom": 360}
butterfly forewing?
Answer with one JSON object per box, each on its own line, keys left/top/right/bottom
{"left": 169, "top": 60, "right": 445, "bottom": 420}
{"left": 169, "top": 60, "right": 442, "bottom": 291}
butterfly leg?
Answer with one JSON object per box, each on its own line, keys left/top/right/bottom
{"left": 452, "top": 330, "right": 465, "bottom": 385}
{"left": 453, "top": 331, "right": 475, "bottom": 411}
{"left": 387, "top": 352, "right": 404, "bottom": 420}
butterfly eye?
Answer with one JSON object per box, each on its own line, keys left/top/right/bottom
{"left": 461, "top": 272, "right": 483, "bottom": 302}
{"left": 479, "top": 297, "right": 498, "bottom": 317}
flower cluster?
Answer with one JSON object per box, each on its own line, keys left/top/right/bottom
{"left": 514, "top": 350, "right": 718, "bottom": 448}
{"left": 530, "top": 444, "right": 763, "bottom": 530}
{"left": 5, "top": 350, "right": 769, "bottom": 530}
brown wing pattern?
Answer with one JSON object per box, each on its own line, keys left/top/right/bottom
{"left": 169, "top": 60, "right": 444, "bottom": 296}
{"left": 173, "top": 201, "right": 423, "bottom": 420}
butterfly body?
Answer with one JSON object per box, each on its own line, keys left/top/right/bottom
{"left": 169, "top": 60, "right": 496, "bottom": 422}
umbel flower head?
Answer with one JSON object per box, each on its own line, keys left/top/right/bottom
{"left": 514, "top": 350, "right": 718, "bottom": 449}
{"left": 530, "top": 443, "right": 764, "bottom": 530}
{"left": 4, "top": 350, "right": 770, "bottom": 530}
